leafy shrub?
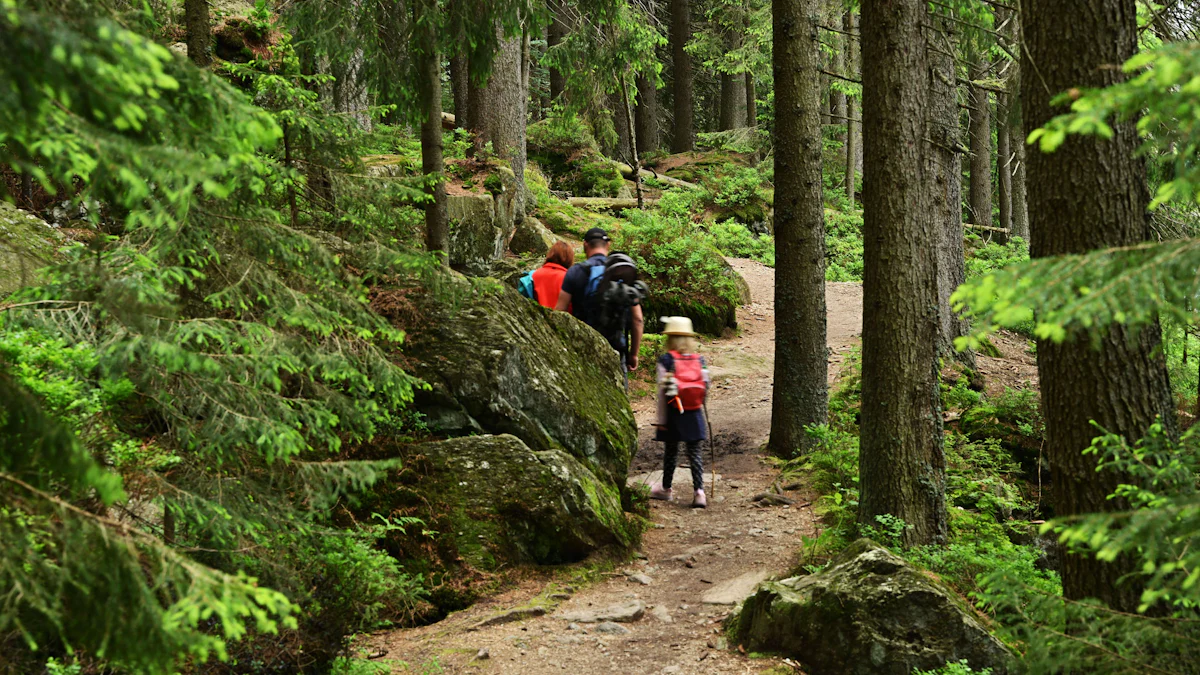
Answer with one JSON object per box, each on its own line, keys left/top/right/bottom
{"left": 914, "top": 660, "right": 992, "bottom": 675}
{"left": 826, "top": 208, "right": 864, "bottom": 282}
{"left": 709, "top": 219, "right": 775, "bottom": 266}
{"left": 965, "top": 235, "right": 1029, "bottom": 280}
{"left": 528, "top": 114, "right": 625, "bottom": 197}
{"left": 656, "top": 187, "right": 706, "bottom": 220}
{"left": 611, "top": 210, "right": 743, "bottom": 335}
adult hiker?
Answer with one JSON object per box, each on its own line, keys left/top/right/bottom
{"left": 650, "top": 316, "right": 711, "bottom": 508}
{"left": 554, "top": 227, "right": 646, "bottom": 373}
{"left": 518, "top": 241, "right": 573, "bottom": 309}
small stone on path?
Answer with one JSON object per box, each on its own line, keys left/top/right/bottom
{"left": 628, "top": 573, "right": 653, "bottom": 585}
{"left": 472, "top": 606, "right": 547, "bottom": 629}
{"left": 475, "top": 648, "right": 490, "bottom": 660}
{"left": 595, "top": 622, "right": 630, "bottom": 635}
{"left": 650, "top": 605, "right": 674, "bottom": 623}
{"left": 700, "top": 569, "right": 772, "bottom": 605}
{"left": 557, "top": 599, "right": 645, "bottom": 623}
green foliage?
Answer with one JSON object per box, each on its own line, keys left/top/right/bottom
{"left": 528, "top": 114, "right": 626, "bottom": 197}
{"left": 709, "top": 220, "right": 775, "bottom": 266}
{"left": 965, "top": 235, "right": 1029, "bottom": 280}
{"left": 825, "top": 208, "right": 864, "bottom": 282}
{"left": 914, "top": 660, "right": 992, "bottom": 675}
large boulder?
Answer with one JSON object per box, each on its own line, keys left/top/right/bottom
{"left": 400, "top": 434, "right": 635, "bottom": 569}
{"left": 735, "top": 539, "right": 1015, "bottom": 675}
{"left": 510, "top": 216, "right": 557, "bottom": 256}
{"left": 401, "top": 273, "right": 636, "bottom": 491}
{"left": 448, "top": 166, "right": 524, "bottom": 274}
{"left": 0, "top": 202, "right": 62, "bottom": 297}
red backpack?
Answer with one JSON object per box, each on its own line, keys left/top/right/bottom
{"left": 670, "top": 351, "right": 707, "bottom": 411}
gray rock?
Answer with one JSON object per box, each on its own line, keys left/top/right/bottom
{"left": 558, "top": 599, "right": 645, "bottom": 624}
{"left": 628, "top": 573, "right": 653, "bottom": 586}
{"left": 595, "top": 621, "right": 630, "bottom": 635}
{"left": 448, "top": 193, "right": 507, "bottom": 275}
{"left": 700, "top": 569, "right": 772, "bottom": 605}
{"left": 650, "top": 605, "right": 674, "bottom": 624}
{"left": 0, "top": 202, "right": 62, "bottom": 296}
{"left": 412, "top": 435, "right": 635, "bottom": 568}
{"left": 475, "top": 648, "right": 490, "bottom": 660}
{"left": 510, "top": 216, "right": 557, "bottom": 256}
{"left": 735, "top": 539, "right": 1015, "bottom": 675}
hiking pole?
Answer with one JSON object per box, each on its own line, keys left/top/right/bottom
{"left": 704, "top": 401, "right": 715, "bottom": 500}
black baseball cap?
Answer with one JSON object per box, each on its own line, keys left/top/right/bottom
{"left": 584, "top": 227, "right": 610, "bottom": 243}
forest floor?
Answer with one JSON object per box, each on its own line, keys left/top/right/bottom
{"left": 366, "top": 260, "right": 1029, "bottom": 674}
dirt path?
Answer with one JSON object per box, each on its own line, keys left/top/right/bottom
{"left": 368, "top": 260, "right": 865, "bottom": 674}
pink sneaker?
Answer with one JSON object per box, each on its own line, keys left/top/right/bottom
{"left": 649, "top": 483, "right": 673, "bottom": 501}
{"left": 691, "top": 489, "right": 707, "bottom": 509}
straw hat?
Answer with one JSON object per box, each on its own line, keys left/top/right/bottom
{"left": 661, "top": 316, "right": 697, "bottom": 336}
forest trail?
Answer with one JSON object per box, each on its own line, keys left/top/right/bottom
{"left": 367, "top": 260, "right": 865, "bottom": 674}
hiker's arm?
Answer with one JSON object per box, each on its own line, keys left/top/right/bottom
{"left": 627, "top": 304, "right": 644, "bottom": 370}
{"left": 554, "top": 291, "right": 572, "bottom": 312}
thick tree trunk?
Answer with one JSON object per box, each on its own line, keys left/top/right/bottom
{"left": 719, "top": 71, "right": 746, "bottom": 131}
{"left": 636, "top": 75, "right": 660, "bottom": 154}
{"left": 1024, "top": 0, "right": 1176, "bottom": 612}
{"left": 929, "top": 15, "right": 973, "bottom": 369}
{"left": 612, "top": 91, "right": 634, "bottom": 162}
{"left": 996, "top": 93, "right": 1013, "bottom": 237}
{"left": 745, "top": 71, "right": 757, "bottom": 127}
{"left": 967, "top": 58, "right": 992, "bottom": 230}
{"left": 476, "top": 26, "right": 529, "bottom": 224}
{"left": 844, "top": 11, "right": 857, "bottom": 203}
{"left": 859, "top": 0, "right": 946, "bottom": 547}
{"left": 185, "top": 0, "right": 211, "bottom": 67}
{"left": 548, "top": 0, "right": 567, "bottom": 101}
{"left": 671, "top": 0, "right": 695, "bottom": 152}
{"left": 450, "top": 54, "right": 469, "bottom": 128}
{"left": 768, "top": 0, "right": 827, "bottom": 457}
{"left": 415, "top": 0, "right": 449, "bottom": 258}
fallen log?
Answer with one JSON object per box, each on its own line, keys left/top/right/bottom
{"left": 612, "top": 163, "right": 701, "bottom": 191}
{"left": 567, "top": 197, "right": 660, "bottom": 210}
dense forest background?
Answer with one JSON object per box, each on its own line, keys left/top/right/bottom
{"left": 4, "top": 0, "right": 1200, "bottom": 673}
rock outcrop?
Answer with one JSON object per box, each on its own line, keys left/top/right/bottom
{"left": 735, "top": 539, "right": 1014, "bottom": 675}
{"left": 509, "top": 215, "right": 557, "bottom": 256}
{"left": 0, "top": 203, "right": 62, "bottom": 297}
{"left": 403, "top": 434, "right": 635, "bottom": 569}
{"left": 401, "top": 273, "right": 636, "bottom": 490}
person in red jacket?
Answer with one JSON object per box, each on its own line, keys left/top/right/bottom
{"left": 530, "top": 241, "right": 574, "bottom": 309}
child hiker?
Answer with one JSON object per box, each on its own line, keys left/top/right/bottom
{"left": 650, "top": 316, "right": 711, "bottom": 508}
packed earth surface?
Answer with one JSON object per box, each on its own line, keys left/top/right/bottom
{"left": 365, "top": 260, "right": 1026, "bottom": 674}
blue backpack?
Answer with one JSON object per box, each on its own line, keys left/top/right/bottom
{"left": 518, "top": 270, "right": 537, "bottom": 301}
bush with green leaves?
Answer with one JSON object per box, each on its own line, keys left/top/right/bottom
{"left": 709, "top": 219, "right": 775, "bottom": 266}
{"left": 825, "top": 208, "right": 864, "bottom": 282}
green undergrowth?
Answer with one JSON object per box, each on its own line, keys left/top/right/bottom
{"left": 776, "top": 348, "right": 1057, "bottom": 611}
{"left": 528, "top": 114, "right": 626, "bottom": 197}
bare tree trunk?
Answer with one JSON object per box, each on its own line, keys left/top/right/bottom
{"left": 719, "top": 71, "right": 746, "bottom": 130}
{"left": 548, "top": 0, "right": 567, "bottom": 101}
{"left": 450, "top": 54, "right": 469, "bottom": 128}
{"left": 476, "top": 25, "right": 529, "bottom": 224}
{"left": 671, "top": 0, "right": 695, "bottom": 152}
{"left": 185, "top": 0, "right": 211, "bottom": 67}
{"left": 636, "top": 75, "right": 660, "bottom": 154}
{"left": 1024, "top": 0, "right": 1176, "bottom": 612}
{"left": 415, "top": 0, "right": 449, "bottom": 258}
{"left": 745, "top": 71, "right": 757, "bottom": 127}
{"left": 844, "top": 11, "right": 857, "bottom": 203}
{"left": 832, "top": 13, "right": 848, "bottom": 146}
{"left": 621, "top": 76, "right": 644, "bottom": 209}
{"left": 997, "top": 92, "right": 1013, "bottom": 238}
{"left": 1007, "top": 5, "right": 1030, "bottom": 243}
{"left": 859, "top": 0, "right": 947, "bottom": 547}
{"left": 929, "top": 14, "right": 973, "bottom": 369}
{"left": 967, "top": 58, "right": 992, "bottom": 230}
{"left": 768, "top": 0, "right": 828, "bottom": 458}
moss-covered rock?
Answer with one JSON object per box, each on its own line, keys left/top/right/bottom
{"left": 735, "top": 539, "right": 1014, "bottom": 675}
{"left": 527, "top": 118, "right": 626, "bottom": 198}
{"left": 510, "top": 216, "right": 557, "bottom": 256}
{"left": 447, "top": 193, "right": 506, "bottom": 274}
{"left": 403, "top": 434, "right": 636, "bottom": 569}
{"left": 402, "top": 272, "right": 637, "bottom": 490}
{"left": 0, "top": 202, "right": 62, "bottom": 297}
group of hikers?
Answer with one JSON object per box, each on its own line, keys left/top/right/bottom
{"left": 518, "top": 228, "right": 713, "bottom": 508}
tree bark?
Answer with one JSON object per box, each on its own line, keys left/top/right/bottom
{"left": 1007, "top": 6, "right": 1030, "bottom": 242}
{"left": 671, "top": 0, "right": 695, "bottom": 152}
{"left": 928, "top": 15, "right": 973, "bottom": 369}
{"left": 1024, "top": 0, "right": 1176, "bottom": 612}
{"left": 185, "top": 0, "right": 211, "bottom": 67}
{"left": 832, "top": 13, "right": 848, "bottom": 144}
{"left": 450, "top": 55, "right": 469, "bottom": 127}
{"left": 548, "top": 0, "right": 567, "bottom": 101}
{"left": 768, "top": 0, "right": 827, "bottom": 458}
{"left": 859, "top": 0, "right": 947, "bottom": 547}
{"left": 415, "top": 0, "right": 449, "bottom": 258}
{"left": 636, "top": 75, "right": 660, "bottom": 154}
{"left": 719, "top": 71, "right": 746, "bottom": 130}
{"left": 844, "top": 11, "right": 857, "bottom": 203}
{"left": 621, "top": 76, "right": 644, "bottom": 209}
{"left": 475, "top": 25, "right": 529, "bottom": 224}
{"left": 745, "top": 71, "right": 757, "bottom": 127}
{"left": 996, "top": 92, "right": 1013, "bottom": 236}
{"left": 967, "top": 58, "right": 992, "bottom": 230}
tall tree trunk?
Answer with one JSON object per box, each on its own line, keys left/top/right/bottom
{"left": 476, "top": 27, "right": 529, "bottom": 224}
{"left": 450, "top": 54, "right": 469, "bottom": 127}
{"left": 719, "top": 71, "right": 746, "bottom": 130}
{"left": 415, "top": 0, "right": 449, "bottom": 258}
{"left": 185, "top": 0, "right": 211, "bottom": 67}
{"left": 967, "top": 58, "right": 992, "bottom": 230}
{"left": 929, "top": 14, "right": 973, "bottom": 369}
{"left": 996, "top": 92, "right": 1013, "bottom": 237}
{"left": 621, "top": 76, "right": 644, "bottom": 209}
{"left": 1007, "top": 5, "right": 1030, "bottom": 243}
{"left": 548, "top": 0, "right": 567, "bottom": 101}
{"left": 636, "top": 75, "right": 660, "bottom": 154}
{"left": 844, "top": 11, "right": 857, "bottom": 203}
{"left": 832, "top": 14, "right": 847, "bottom": 144}
{"left": 1024, "top": 0, "right": 1176, "bottom": 612}
{"left": 768, "top": 0, "right": 827, "bottom": 458}
{"left": 745, "top": 71, "right": 757, "bottom": 127}
{"left": 859, "top": 0, "right": 947, "bottom": 547}
{"left": 671, "top": 0, "right": 695, "bottom": 152}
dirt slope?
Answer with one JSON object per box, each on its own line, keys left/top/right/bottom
{"left": 367, "top": 260, "right": 865, "bottom": 674}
